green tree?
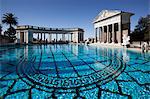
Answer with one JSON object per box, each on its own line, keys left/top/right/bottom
{"left": 4, "top": 27, "right": 16, "bottom": 39}
{"left": 131, "top": 15, "right": 150, "bottom": 41}
{"left": 2, "top": 13, "right": 18, "bottom": 39}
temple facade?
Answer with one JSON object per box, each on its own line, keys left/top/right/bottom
{"left": 93, "top": 10, "right": 134, "bottom": 45}
{"left": 15, "top": 25, "right": 84, "bottom": 44}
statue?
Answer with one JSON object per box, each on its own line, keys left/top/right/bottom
{"left": 122, "top": 34, "right": 130, "bottom": 47}
{"left": 141, "top": 42, "right": 149, "bottom": 53}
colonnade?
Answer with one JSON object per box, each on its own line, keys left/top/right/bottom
{"left": 16, "top": 25, "right": 84, "bottom": 44}
{"left": 95, "top": 22, "right": 122, "bottom": 44}
{"left": 34, "top": 33, "right": 73, "bottom": 43}
{"left": 16, "top": 31, "right": 84, "bottom": 44}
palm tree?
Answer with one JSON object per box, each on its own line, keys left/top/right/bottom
{"left": 2, "top": 13, "right": 18, "bottom": 28}
{"left": 2, "top": 13, "right": 18, "bottom": 39}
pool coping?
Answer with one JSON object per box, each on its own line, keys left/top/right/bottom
{"left": 89, "top": 43, "right": 150, "bottom": 53}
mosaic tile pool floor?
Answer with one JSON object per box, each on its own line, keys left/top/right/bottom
{"left": 0, "top": 44, "right": 149, "bottom": 99}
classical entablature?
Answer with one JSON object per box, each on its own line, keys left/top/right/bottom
{"left": 15, "top": 25, "right": 84, "bottom": 44}
{"left": 93, "top": 10, "right": 134, "bottom": 45}
{"left": 93, "top": 10, "right": 121, "bottom": 23}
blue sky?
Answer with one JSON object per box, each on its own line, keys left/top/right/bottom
{"left": 1, "top": 0, "right": 149, "bottom": 39}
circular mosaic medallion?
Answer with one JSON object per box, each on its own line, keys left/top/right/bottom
{"left": 17, "top": 54, "right": 125, "bottom": 91}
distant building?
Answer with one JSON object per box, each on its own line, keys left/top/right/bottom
{"left": 93, "top": 10, "right": 134, "bottom": 45}
{"left": 15, "top": 25, "right": 84, "bottom": 44}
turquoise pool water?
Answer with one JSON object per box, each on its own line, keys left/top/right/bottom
{"left": 0, "top": 44, "right": 149, "bottom": 99}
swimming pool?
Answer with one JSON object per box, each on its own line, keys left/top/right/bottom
{"left": 0, "top": 44, "right": 149, "bottom": 99}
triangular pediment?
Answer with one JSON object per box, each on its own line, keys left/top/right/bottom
{"left": 93, "top": 10, "right": 121, "bottom": 23}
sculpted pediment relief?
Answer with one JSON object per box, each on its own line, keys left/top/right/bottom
{"left": 93, "top": 10, "right": 121, "bottom": 22}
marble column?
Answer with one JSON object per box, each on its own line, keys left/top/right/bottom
{"left": 24, "top": 32, "right": 26, "bottom": 43}
{"left": 107, "top": 25, "right": 109, "bottom": 43}
{"left": 62, "top": 34, "right": 63, "bottom": 41}
{"left": 49, "top": 34, "right": 52, "bottom": 42}
{"left": 78, "top": 33, "right": 81, "bottom": 43}
{"left": 56, "top": 34, "right": 58, "bottom": 42}
{"left": 15, "top": 32, "right": 19, "bottom": 43}
{"left": 62, "top": 34, "right": 65, "bottom": 41}
{"left": 25, "top": 31, "right": 29, "bottom": 44}
{"left": 95, "top": 28, "right": 98, "bottom": 42}
{"left": 44, "top": 33, "right": 45, "bottom": 42}
{"left": 101, "top": 26, "right": 104, "bottom": 43}
{"left": 112, "top": 24, "right": 115, "bottom": 43}
{"left": 79, "top": 33, "right": 81, "bottom": 42}
{"left": 71, "top": 33, "right": 73, "bottom": 42}
{"left": 99, "top": 27, "right": 101, "bottom": 42}
{"left": 68, "top": 34, "right": 69, "bottom": 42}
{"left": 118, "top": 23, "right": 122, "bottom": 44}
{"left": 40, "top": 33, "right": 42, "bottom": 41}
